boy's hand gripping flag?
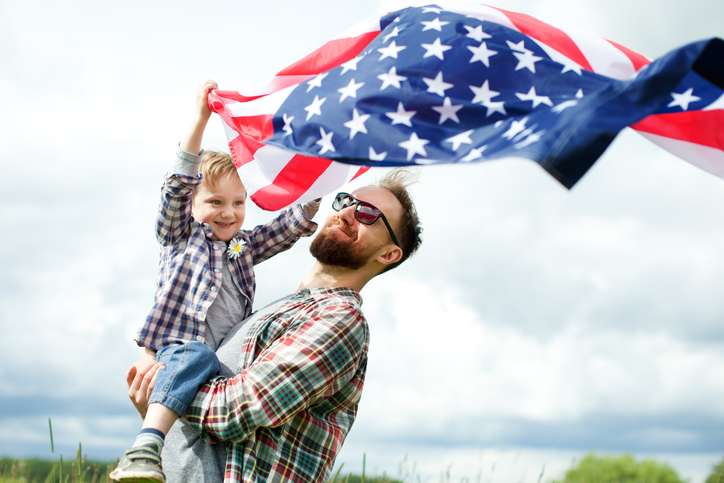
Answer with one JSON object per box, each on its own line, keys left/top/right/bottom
{"left": 209, "top": 3, "right": 723, "bottom": 210}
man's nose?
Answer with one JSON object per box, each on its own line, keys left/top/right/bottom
{"left": 338, "top": 205, "right": 357, "bottom": 226}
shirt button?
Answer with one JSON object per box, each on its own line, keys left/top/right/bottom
{"left": 214, "top": 268, "right": 221, "bottom": 273}
{"left": 211, "top": 286, "right": 217, "bottom": 292}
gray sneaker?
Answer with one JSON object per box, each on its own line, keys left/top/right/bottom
{"left": 109, "top": 444, "right": 166, "bottom": 482}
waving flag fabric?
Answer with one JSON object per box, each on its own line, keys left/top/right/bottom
{"left": 210, "top": 3, "right": 723, "bottom": 210}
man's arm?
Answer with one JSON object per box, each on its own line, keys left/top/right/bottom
{"left": 184, "top": 302, "right": 367, "bottom": 442}
{"left": 155, "top": 81, "right": 216, "bottom": 246}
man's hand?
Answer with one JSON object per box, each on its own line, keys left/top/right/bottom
{"left": 302, "top": 198, "right": 321, "bottom": 221}
{"left": 126, "top": 352, "right": 162, "bottom": 418}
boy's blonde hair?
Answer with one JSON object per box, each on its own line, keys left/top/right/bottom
{"left": 198, "top": 151, "right": 242, "bottom": 190}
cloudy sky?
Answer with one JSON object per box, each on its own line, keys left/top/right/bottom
{"left": 1, "top": 0, "right": 722, "bottom": 481}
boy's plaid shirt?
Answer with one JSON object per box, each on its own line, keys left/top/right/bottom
{"left": 136, "top": 149, "right": 317, "bottom": 350}
{"left": 185, "top": 287, "right": 369, "bottom": 483}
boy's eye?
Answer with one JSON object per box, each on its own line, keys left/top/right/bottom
{"left": 234, "top": 200, "right": 245, "bottom": 207}
{"left": 209, "top": 200, "right": 222, "bottom": 205}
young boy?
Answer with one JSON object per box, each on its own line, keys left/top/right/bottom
{"left": 110, "top": 81, "right": 319, "bottom": 482}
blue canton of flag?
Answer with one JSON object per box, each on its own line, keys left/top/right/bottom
{"left": 265, "top": 5, "right": 722, "bottom": 188}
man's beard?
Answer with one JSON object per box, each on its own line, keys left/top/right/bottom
{"left": 309, "top": 229, "right": 367, "bottom": 269}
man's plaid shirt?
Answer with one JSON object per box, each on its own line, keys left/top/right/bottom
{"left": 184, "top": 287, "right": 369, "bottom": 483}
{"left": 136, "top": 149, "right": 317, "bottom": 351}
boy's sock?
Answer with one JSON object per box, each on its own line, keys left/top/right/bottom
{"left": 132, "top": 428, "right": 165, "bottom": 453}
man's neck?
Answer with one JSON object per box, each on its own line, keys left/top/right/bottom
{"left": 298, "top": 262, "right": 371, "bottom": 292}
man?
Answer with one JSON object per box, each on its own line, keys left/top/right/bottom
{"left": 125, "top": 170, "right": 422, "bottom": 482}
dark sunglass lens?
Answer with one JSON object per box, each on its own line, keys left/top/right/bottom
{"left": 333, "top": 193, "right": 350, "bottom": 210}
{"left": 356, "top": 204, "right": 380, "bottom": 224}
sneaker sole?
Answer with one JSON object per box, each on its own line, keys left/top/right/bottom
{"left": 109, "top": 469, "right": 165, "bottom": 483}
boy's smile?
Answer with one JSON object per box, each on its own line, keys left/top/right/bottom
{"left": 191, "top": 174, "right": 247, "bottom": 242}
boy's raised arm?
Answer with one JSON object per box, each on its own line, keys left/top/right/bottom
{"left": 155, "top": 81, "right": 217, "bottom": 246}
{"left": 180, "top": 80, "right": 217, "bottom": 156}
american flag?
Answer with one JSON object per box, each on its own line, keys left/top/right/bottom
{"left": 210, "top": 3, "right": 723, "bottom": 210}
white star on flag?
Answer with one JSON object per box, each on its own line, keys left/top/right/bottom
{"left": 377, "top": 66, "right": 407, "bottom": 90}
{"left": 503, "top": 117, "right": 528, "bottom": 140}
{"left": 282, "top": 113, "right": 294, "bottom": 136}
{"left": 337, "top": 78, "right": 364, "bottom": 102}
{"left": 513, "top": 49, "right": 543, "bottom": 73}
{"left": 552, "top": 100, "right": 578, "bottom": 113}
{"left": 468, "top": 42, "right": 497, "bottom": 67}
{"left": 560, "top": 58, "right": 583, "bottom": 75}
{"left": 378, "top": 40, "right": 406, "bottom": 60}
{"left": 383, "top": 26, "right": 401, "bottom": 43}
{"left": 385, "top": 102, "right": 416, "bottom": 126}
{"left": 432, "top": 97, "right": 463, "bottom": 124}
{"left": 399, "top": 132, "right": 429, "bottom": 160}
{"left": 462, "top": 145, "right": 487, "bottom": 162}
{"left": 423, "top": 71, "right": 454, "bottom": 97}
{"left": 421, "top": 17, "right": 449, "bottom": 31}
{"left": 316, "top": 127, "right": 335, "bottom": 154}
{"left": 515, "top": 129, "right": 544, "bottom": 149}
{"left": 306, "top": 73, "right": 327, "bottom": 92}
{"left": 668, "top": 87, "right": 701, "bottom": 110}
{"left": 304, "top": 95, "right": 326, "bottom": 120}
{"left": 445, "top": 130, "right": 474, "bottom": 151}
{"left": 506, "top": 39, "right": 529, "bottom": 52}
{"left": 464, "top": 24, "right": 491, "bottom": 42}
{"left": 421, "top": 38, "right": 452, "bottom": 60}
{"left": 340, "top": 56, "right": 363, "bottom": 74}
{"left": 484, "top": 100, "right": 506, "bottom": 116}
{"left": 516, "top": 87, "right": 552, "bottom": 107}
{"left": 344, "top": 108, "right": 370, "bottom": 139}
{"left": 470, "top": 79, "right": 499, "bottom": 104}
{"left": 421, "top": 6, "right": 442, "bottom": 13}
{"left": 368, "top": 146, "right": 387, "bottom": 161}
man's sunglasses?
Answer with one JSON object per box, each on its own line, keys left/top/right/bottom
{"left": 332, "top": 192, "right": 400, "bottom": 247}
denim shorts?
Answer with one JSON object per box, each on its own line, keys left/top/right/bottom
{"left": 149, "top": 341, "right": 220, "bottom": 417}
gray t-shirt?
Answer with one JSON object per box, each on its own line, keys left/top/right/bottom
{"left": 205, "top": 258, "right": 247, "bottom": 351}
{"left": 162, "top": 295, "right": 294, "bottom": 482}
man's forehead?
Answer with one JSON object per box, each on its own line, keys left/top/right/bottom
{"left": 352, "top": 186, "right": 402, "bottom": 219}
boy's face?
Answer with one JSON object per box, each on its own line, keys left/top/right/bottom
{"left": 191, "top": 174, "right": 247, "bottom": 242}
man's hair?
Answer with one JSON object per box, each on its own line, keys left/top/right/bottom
{"left": 198, "top": 151, "right": 242, "bottom": 191}
{"left": 379, "top": 169, "right": 422, "bottom": 273}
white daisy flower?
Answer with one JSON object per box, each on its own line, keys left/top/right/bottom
{"left": 227, "top": 237, "right": 245, "bottom": 260}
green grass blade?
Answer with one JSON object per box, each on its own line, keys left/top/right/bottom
{"left": 48, "top": 418, "right": 55, "bottom": 454}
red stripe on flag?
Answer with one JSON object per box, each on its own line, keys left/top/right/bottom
{"left": 228, "top": 133, "right": 263, "bottom": 168}
{"left": 494, "top": 7, "right": 593, "bottom": 72}
{"left": 251, "top": 154, "right": 334, "bottom": 210}
{"left": 607, "top": 39, "right": 650, "bottom": 72}
{"left": 632, "top": 110, "right": 724, "bottom": 150}
{"left": 231, "top": 114, "right": 275, "bottom": 143}
{"left": 277, "top": 30, "right": 380, "bottom": 76}
{"left": 350, "top": 166, "right": 370, "bottom": 180}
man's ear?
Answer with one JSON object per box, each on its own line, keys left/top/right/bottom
{"left": 376, "top": 245, "right": 403, "bottom": 267}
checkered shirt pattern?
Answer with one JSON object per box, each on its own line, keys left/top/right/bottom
{"left": 185, "top": 287, "right": 368, "bottom": 483}
{"left": 135, "top": 149, "right": 318, "bottom": 351}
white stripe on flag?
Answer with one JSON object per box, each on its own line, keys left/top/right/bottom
{"left": 225, "top": 85, "right": 297, "bottom": 118}
{"left": 704, "top": 94, "right": 724, "bottom": 111}
{"left": 238, "top": 144, "right": 296, "bottom": 195}
{"left": 565, "top": 31, "right": 637, "bottom": 79}
{"left": 639, "top": 131, "right": 724, "bottom": 178}
{"left": 295, "top": 161, "right": 368, "bottom": 204}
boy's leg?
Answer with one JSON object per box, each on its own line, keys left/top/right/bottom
{"left": 110, "top": 342, "right": 220, "bottom": 482}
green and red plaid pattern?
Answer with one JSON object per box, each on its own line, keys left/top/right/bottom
{"left": 185, "top": 287, "right": 369, "bottom": 482}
